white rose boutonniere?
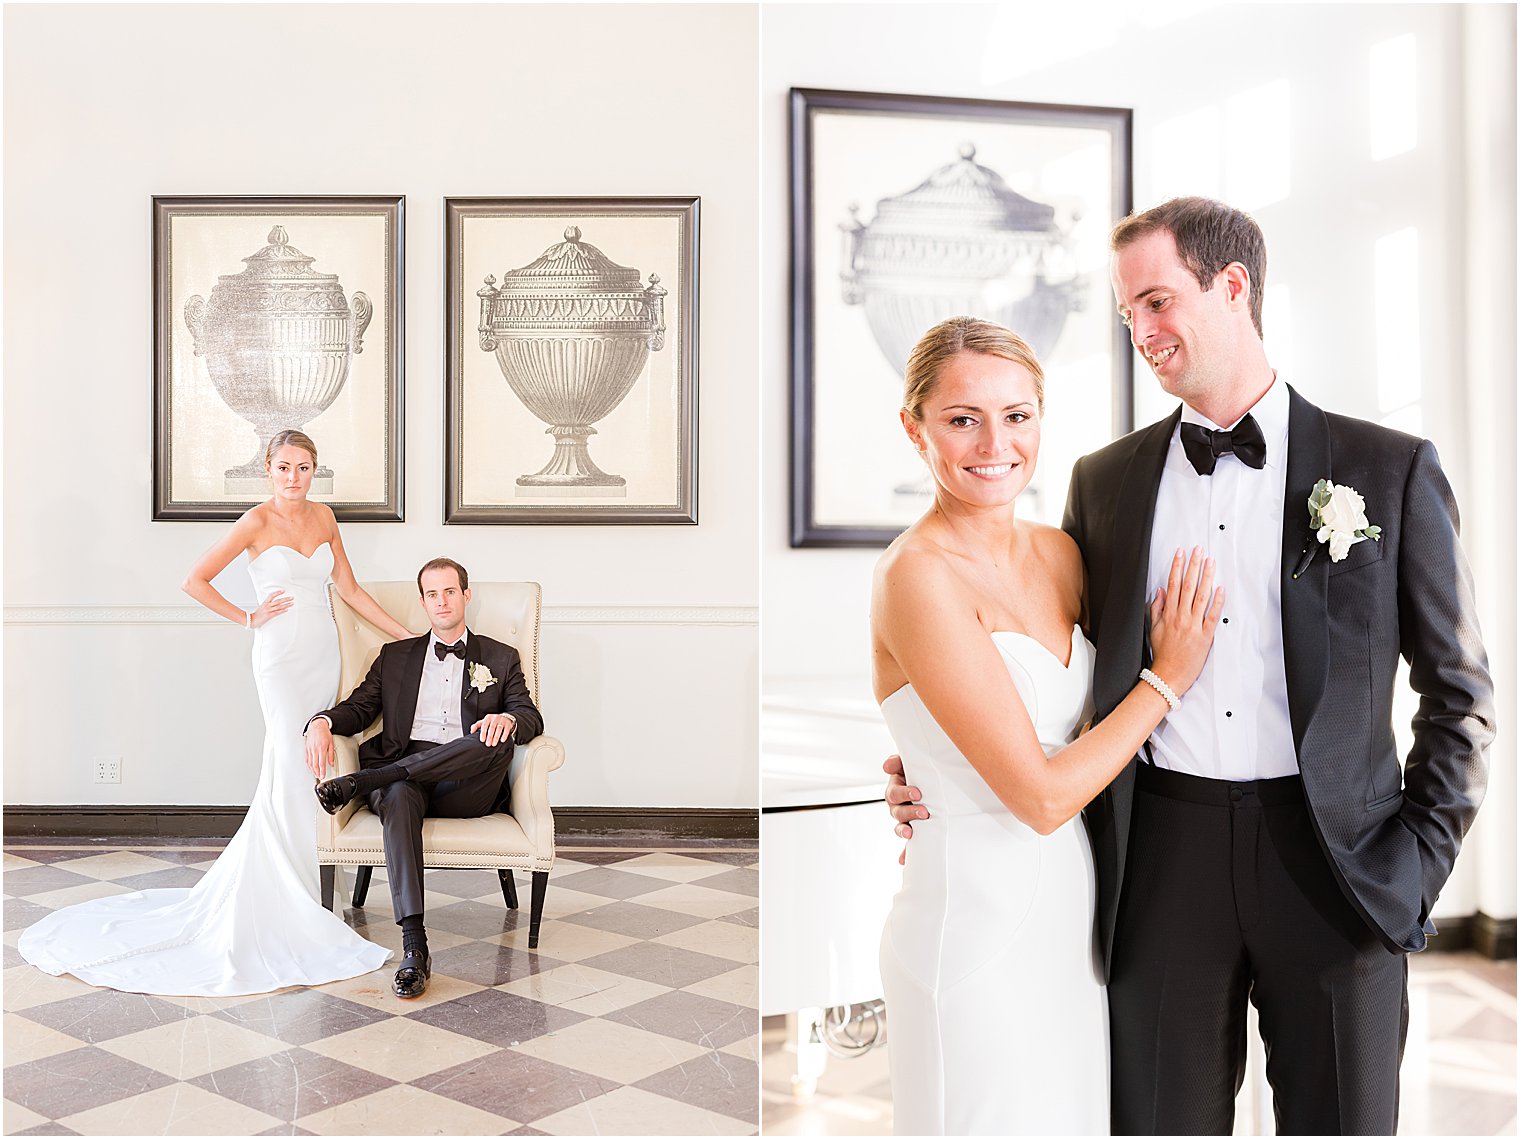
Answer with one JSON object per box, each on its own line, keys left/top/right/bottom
{"left": 468, "top": 662, "right": 497, "bottom": 693}
{"left": 1308, "top": 479, "right": 1382, "bottom": 563}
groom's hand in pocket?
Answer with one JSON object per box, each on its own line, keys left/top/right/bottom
{"left": 304, "top": 718, "right": 335, "bottom": 780}
{"left": 885, "top": 755, "right": 927, "bottom": 865}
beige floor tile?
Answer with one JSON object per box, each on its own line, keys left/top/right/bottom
{"left": 685, "top": 964, "right": 759, "bottom": 1007}
{"left": 155, "top": 989, "right": 280, "bottom": 1013}
{"left": 316, "top": 967, "right": 484, "bottom": 1015}
{"left": 512, "top": 1017, "right": 711, "bottom": 1084}
{"left": 721, "top": 1031, "right": 761, "bottom": 1063}
{"left": 345, "top": 920, "right": 467, "bottom": 957}
{"left": 58, "top": 1081, "right": 282, "bottom": 1136}
{"left": 2, "top": 1012, "right": 89, "bottom": 1064}
{"left": 298, "top": 1082, "right": 517, "bottom": 1135}
{"left": 47, "top": 851, "right": 185, "bottom": 881}
{"left": 98, "top": 1013, "right": 291, "bottom": 1079}
{"left": 633, "top": 882, "right": 754, "bottom": 919}
{"left": 614, "top": 853, "right": 736, "bottom": 883}
{"left": 491, "top": 918, "right": 639, "bottom": 961}
{"left": 22, "top": 880, "right": 135, "bottom": 910}
{"left": 3, "top": 964, "right": 96, "bottom": 1012}
{"left": 4, "top": 1099, "right": 49, "bottom": 1133}
{"left": 652, "top": 918, "right": 757, "bottom": 964}
{"left": 3, "top": 853, "right": 40, "bottom": 873}
{"left": 494, "top": 962, "right": 660, "bottom": 1008}
{"left": 303, "top": 1015, "right": 498, "bottom": 1082}
{"left": 533, "top": 885, "right": 621, "bottom": 921}
{"left": 762, "top": 1090, "right": 891, "bottom": 1136}
{"left": 3, "top": 928, "right": 22, "bottom": 948}
{"left": 533, "top": 1083, "right": 753, "bottom": 1136}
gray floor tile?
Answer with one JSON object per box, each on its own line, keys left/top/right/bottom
{"left": 210, "top": 989, "right": 393, "bottom": 1046}
{"left": 557, "top": 900, "right": 708, "bottom": 940}
{"left": 189, "top": 1046, "right": 396, "bottom": 1119}
{"left": 550, "top": 866, "right": 679, "bottom": 901}
{"left": 17, "top": 990, "right": 192, "bottom": 1044}
{"left": 606, "top": 988, "right": 756, "bottom": 1049}
{"left": 415, "top": 1048, "right": 618, "bottom": 1122}
{"left": 409, "top": 988, "right": 588, "bottom": 1047}
{"left": 636, "top": 1049, "right": 759, "bottom": 1123}
{"left": 428, "top": 940, "right": 565, "bottom": 988}
{"left": 577, "top": 941, "right": 741, "bottom": 988}
{"left": 4, "top": 1045, "right": 176, "bottom": 1118}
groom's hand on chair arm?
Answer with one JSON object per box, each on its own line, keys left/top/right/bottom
{"left": 470, "top": 713, "right": 516, "bottom": 748}
{"left": 885, "top": 755, "right": 928, "bottom": 865}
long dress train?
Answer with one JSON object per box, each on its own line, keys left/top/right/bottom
{"left": 18, "top": 543, "right": 390, "bottom": 995}
{"left": 878, "top": 627, "right": 1109, "bottom": 1135}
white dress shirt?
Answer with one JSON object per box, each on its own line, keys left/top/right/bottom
{"left": 409, "top": 632, "right": 468, "bottom": 744}
{"left": 1145, "top": 377, "right": 1299, "bottom": 780}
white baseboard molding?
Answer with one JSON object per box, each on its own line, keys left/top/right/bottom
{"left": 5, "top": 604, "right": 757, "bottom": 628}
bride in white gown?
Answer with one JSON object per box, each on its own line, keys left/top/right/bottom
{"left": 871, "top": 319, "right": 1223, "bottom": 1135}
{"left": 19, "top": 430, "right": 413, "bottom": 996}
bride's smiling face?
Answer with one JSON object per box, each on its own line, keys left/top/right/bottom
{"left": 902, "top": 351, "right": 1042, "bottom": 510}
{"left": 267, "top": 445, "right": 316, "bottom": 501}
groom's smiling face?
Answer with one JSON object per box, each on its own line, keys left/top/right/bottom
{"left": 419, "top": 567, "right": 471, "bottom": 643}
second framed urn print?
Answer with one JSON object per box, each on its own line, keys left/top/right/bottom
{"left": 446, "top": 197, "right": 699, "bottom": 524}
{"left": 152, "top": 195, "right": 404, "bottom": 522}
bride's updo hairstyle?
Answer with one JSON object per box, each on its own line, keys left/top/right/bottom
{"left": 901, "top": 316, "right": 1045, "bottom": 421}
{"left": 265, "top": 429, "right": 318, "bottom": 467}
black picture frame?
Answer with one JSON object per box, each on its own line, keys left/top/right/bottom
{"left": 789, "top": 88, "right": 1133, "bottom": 547}
{"left": 444, "top": 196, "right": 699, "bottom": 525}
{"left": 152, "top": 195, "right": 404, "bottom": 522}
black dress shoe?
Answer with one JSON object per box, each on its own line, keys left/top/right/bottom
{"left": 393, "top": 949, "right": 431, "bottom": 998}
{"left": 314, "top": 775, "right": 360, "bottom": 815}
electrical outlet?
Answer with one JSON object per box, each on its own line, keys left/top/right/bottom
{"left": 93, "top": 758, "right": 121, "bottom": 784}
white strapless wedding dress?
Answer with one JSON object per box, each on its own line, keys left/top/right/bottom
{"left": 19, "top": 543, "right": 390, "bottom": 995}
{"left": 879, "top": 626, "right": 1109, "bottom": 1135}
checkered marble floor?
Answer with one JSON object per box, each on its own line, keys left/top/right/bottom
{"left": 760, "top": 951, "right": 1516, "bottom": 1135}
{"left": 3, "top": 840, "right": 758, "bottom": 1135}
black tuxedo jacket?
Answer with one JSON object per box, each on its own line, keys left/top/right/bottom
{"left": 1063, "top": 385, "right": 1494, "bottom": 974}
{"left": 315, "top": 630, "right": 544, "bottom": 805}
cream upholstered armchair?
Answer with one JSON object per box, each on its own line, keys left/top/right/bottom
{"left": 315, "top": 581, "right": 565, "bottom": 948}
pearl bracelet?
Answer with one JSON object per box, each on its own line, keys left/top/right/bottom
{"left": 1138, "top": 668, "right": 1180, "bottom": 711}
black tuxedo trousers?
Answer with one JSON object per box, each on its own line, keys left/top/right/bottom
{"left": 365, "top": 735, "right": 513, "bottom": 922}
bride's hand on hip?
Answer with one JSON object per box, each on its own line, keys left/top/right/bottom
{"left": 1147, "top": 546, "right": 1225, "bottom": 698}
{"left": 249, "top": 590, "right": 294, "bottom": 630}
{"left": 885, "top": 755, "right": 927, "bottom": 864}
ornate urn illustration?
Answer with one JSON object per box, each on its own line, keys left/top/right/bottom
{"left": 477, "top": 226, "right": 666, "bottom": 495}
{"left": 840, "top": 144, "right": 1083, "bottom": 376}
{"left": 184, "top": 226, "right": 371, "bottom": 493}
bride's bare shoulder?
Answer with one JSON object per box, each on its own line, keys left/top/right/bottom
{"left": 873, "top": 525, "right": 964, "bottom": 614}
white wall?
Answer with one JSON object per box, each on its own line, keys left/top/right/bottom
{"left": 3, "top": 3, "right": 759, "bottom": 810}
{"left": 760, "top": 3, "right": 1516, "bottom": 917}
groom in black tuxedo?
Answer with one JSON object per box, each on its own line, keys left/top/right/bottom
{"left": 304, "top": 557, "right": 543, "bottom": 998}
{"left": 891, "top": 198, "right": 1493, "bottom": 1133}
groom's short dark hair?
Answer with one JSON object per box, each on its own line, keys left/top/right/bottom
{"left": 417, "top": 557, "right": 469, "bottom": 594}
{"left": 1111, "top": 196, "right": 1268, "bottom": 338}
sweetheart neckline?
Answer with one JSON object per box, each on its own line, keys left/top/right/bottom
{"left": 249, "top": 541, "right": 332, "bottom": 565}
{"left": 989, "top": 623, "right": 1085, "bottom": 672}
{"left": 879, "top": 623, "right": 1086, "bottom": 707}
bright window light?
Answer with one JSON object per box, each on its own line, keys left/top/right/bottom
{"left": 1149, "top": 107, "right": 1222, "bottom": 203}
{"left": 1370, "top": 34, "right": 1417, "bottom": 161}
{"left": 1263, "top": 283, "right": 1292, "bottom": 380}
{"left": 1225, "top": 80, "right": 1290, "bottom": 211}
{"left": 1374, "top": 227, "right": 1421, "bottom": 414}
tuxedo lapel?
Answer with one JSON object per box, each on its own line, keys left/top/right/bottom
{"left": 391, "top": 636, "right": 428, "bottom": 751}
{"left": 459, "top": 630, "right": 479, "bottom": 728}
{"left": 1280, "top": 386, "right": 1332, "bottom": 755}
{"left": 1094, "top": 411, "right": 1178, "bottom": 718}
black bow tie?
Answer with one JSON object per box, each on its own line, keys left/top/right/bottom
{"left": 434, "top": 640, "right": 466, "bottom": 661}
{"left": 1180, "top": 415, "right": 1267, "bottom": 476}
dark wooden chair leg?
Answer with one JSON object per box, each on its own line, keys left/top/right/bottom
{"left": 528, "top": 870, "right": 549, "bottom": 949}
{"left": 352, "top": 865, "right": 373, "bottom": 907}
{"left": 499, "top": 868, "right": 519, "bottom": 910}
{"left": 320, "top": 865, "right": 335, "bottom": 911}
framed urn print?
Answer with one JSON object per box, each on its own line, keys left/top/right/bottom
{"left": 445, "top": 197, "right": 699, "bottom": 524}
{"left": 152, "top": 196, "right": 404, "bottom": 521}
{"left": 789, "top": 89, "right": 1132, "bottom": 547}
